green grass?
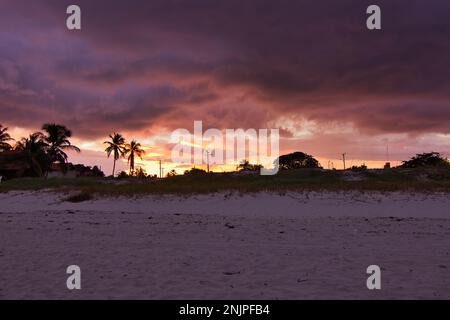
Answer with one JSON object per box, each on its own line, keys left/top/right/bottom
{"left": 1, "top": 168, "right": 449, "bottom": 197}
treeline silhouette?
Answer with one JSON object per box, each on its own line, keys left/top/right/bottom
{"left": 1, "top": 123, "right": 449, "bottom": 181}
{"left": 0, "top": 123, "right": 80, "bottom": 177}
{"left": 0, "top": 124, "right": 147, "bottom": 178}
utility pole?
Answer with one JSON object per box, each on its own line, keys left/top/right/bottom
{"left": 206, "top": 150, "right": 210, "bottom": 173}
{"left": 342, "top": 153, "right": 347, "bottom": 170}
{"left": 159, "top": 160, "right": 162, "bottom": 178}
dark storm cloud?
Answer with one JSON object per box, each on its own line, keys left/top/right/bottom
{"left": 1, "top": 0, "right": 450, "bottom": 138}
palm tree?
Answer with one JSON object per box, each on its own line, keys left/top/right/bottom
{"left": 0, "top": 124, "right": 13, "bottom": 151}
{"left": 42, "top": 123, "right": 80, "bottom": 172}
{"left": 104, "top": 133, "right": 126, "bottom": 177}
{"left": 237, "top": 159, "right": 252, "bottom": 171}
{"left": 14, "top": 132, "right": 49, "bottom": 176}
{"left": 124, "top": 140, "right": 145, "bottom": 175}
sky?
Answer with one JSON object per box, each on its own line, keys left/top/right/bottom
{"left": 1, "top": 0, "right": 449, "bottom": 175}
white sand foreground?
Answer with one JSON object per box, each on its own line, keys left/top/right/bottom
{"left": 0, "top": 190, "right": 449, "bottom": 299}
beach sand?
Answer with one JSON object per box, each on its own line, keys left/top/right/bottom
{"left": 0, "top": 191, "right": 449, "bottom": 299}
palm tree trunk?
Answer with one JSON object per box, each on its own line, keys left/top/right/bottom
{"left": 129, "top": 154, "right": 134, "bottom": 176}
{"left": 112, "top": 159, "right": 116, "bottom": 177}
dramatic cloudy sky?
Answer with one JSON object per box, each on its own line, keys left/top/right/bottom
{"left": 1, "top": 0, "right": 449, "bottom": 174}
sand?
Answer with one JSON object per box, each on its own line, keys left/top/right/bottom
{"left": 0, "top": 190, "right": 449, "bottom": 299}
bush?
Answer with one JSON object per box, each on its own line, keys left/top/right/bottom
{"left": 133, "top": 167, "right": 147, "bottom": 179}
{"left": 184, "top": 168, "right": 208, "bottom": 175}
{"left": 117, "top": 171, "right": 129, "bottom": 179}
{"left": 400, "top": 152, "right": 450, "bottom": 168}
{"left": 350, "top": 164, "right": 368, "bottom": 171}
{"left": 63, "top": 191, "right": 93, "bottom": 203}
{"left": 275, "top": 152, "right": 321, "bottom": 170}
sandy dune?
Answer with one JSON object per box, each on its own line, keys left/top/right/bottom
{"left": 0, "top": 191, "right": 449, "bottom": 299}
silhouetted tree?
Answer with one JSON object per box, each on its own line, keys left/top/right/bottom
{"left": 350, "top": 164, "right": 368, "bottom": 171}
{"left": 134, "top": 167, "right": 147, "bottom": 179}
{"left": 104, "top": 133, "right": 126, "bottom": 177}
{"left": 275, "top": 152, "right": 321, "bottom": 170}
{"left": 0, "top": 124, "right": 13, "bottom": 151}
{"left": 14, "top": 132, "right": 50, "bottom": 176}
{"left": 42, "top": 124, "right": 80, "bottom": 173}
{"left": 184, "top": 167, "right": 207, "bottom": 175}
{"left": 236, "top": 159, "right": 263, "bottom": 172}
{"left": 91, "top": 166, "right": 105, "bottom": 177}
{"left": 400, "top": 152, "right": 450, "bottom": 168}
{"left": 124, "top": 140, "right": 145, "bottom": 175}
{"left": 167, "top": 169, "right": 178, "bottom": 177}
{"left": 117, "top": 171, "right": 129, "bottom": 179}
